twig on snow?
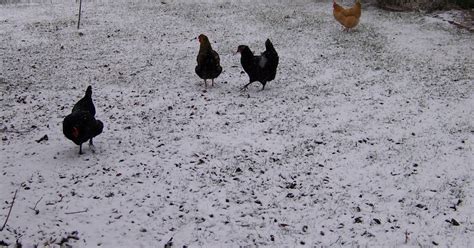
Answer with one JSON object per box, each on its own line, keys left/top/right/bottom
{"left": 445, "top": 19, "right": 474, "bottom": 32}
{"left": 65, "top": 208, "right": 88, "bottom": 215}
{"left": 35, "top": 135, "right": 49, "bottom": 143}
{"left": 77, "top": 0, "right": 83, "bottom": 29}
{"left": 45, "top": 194, "right": 64, "bottom": 206}
{"left": 434, "top": 15, "right": 474, "bottom": 32}
{"left": 329, "top": 236, "right": 341, "bottom": 246}
{"left": 0, "top": 189, "right": 18, "bottom": 232}
{"left": 164, "top": 237, "right": 173, "bottom": 248}
{"left": 56, "top": 231, "right": 80, "bottom": 246}
{"left": 0, "top": 127, "right": 34, "bottom": 134}
{"left": 29, "top": 196, "right": 43, "bottom": 215}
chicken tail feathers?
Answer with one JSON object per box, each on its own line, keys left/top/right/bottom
{"left": 85, "top": 85, "right": 92, "bottom": 98}
{"left": 95, "top": 120, "right": 104, "bottom": 136}
{"left": 265, "top": 39, "right": 277, "bottom": 55}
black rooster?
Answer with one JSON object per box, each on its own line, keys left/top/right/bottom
{"left": 63, "top": 86, "right": 103, "bottom": 154}
{"left": 235, "top": 39, "right": 279, "bottom": 90}
{"left": 195, "top": 34, "right": 222, "bottom": 88}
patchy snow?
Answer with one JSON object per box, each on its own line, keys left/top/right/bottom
{"left": 0, "top": 0, "right": 473, "bottom": 247}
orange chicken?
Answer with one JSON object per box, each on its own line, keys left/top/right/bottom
{"left": 333, "top": 0, "right": 362, "bottom": 31}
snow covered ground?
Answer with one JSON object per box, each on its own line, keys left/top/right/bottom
{"left": 0, "top": 0, "right": 473, "bottom": 246}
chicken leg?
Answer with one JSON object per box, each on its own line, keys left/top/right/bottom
{"left": 241, "top": 81, "right": 253, "bottom": 91}
{"left": 89, "top": 138, "right": 96, "bottom": 153}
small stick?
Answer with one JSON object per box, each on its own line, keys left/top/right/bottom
{"left": 33, "top": 197, "right": 43, "bottom": 209}
{"left": 77, "top": 0, "right": 83, "bottom": 29}
{"left": 330, "top": 236, "right": 341, "bottom": 246}
{"left": 46, "top": 194, "right": 64, "bottom": 206}
{"left": 0, "top": 189, "right": 18, "bottom": 231}
{"left": 446, "top": 20, "right": 474, "bottom": 32}
{"left": 0, "top": 128, "right": 33, "bottom": 134}
{"left": 29, "top": 196, "right": 43, "bottom": 214}
{"left": 65, "top": 208, "right": 88, "bottom": 215}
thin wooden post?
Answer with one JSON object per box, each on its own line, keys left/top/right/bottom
{"left": 77, "top": 0, "right": 82, "bottom": 29}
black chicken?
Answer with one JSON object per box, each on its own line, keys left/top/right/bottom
{"left": 195, "top": 34, "right": 222, "bottom": 88}
{"left": 63, "top": 86, "right": 103, "bottom": 154}
{"left": 235, "top": 39, "right": 279, "bottom": 90}
{"left": 63, "top": 111, "right": 103, "bottom": 154}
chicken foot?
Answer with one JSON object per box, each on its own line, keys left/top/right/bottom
{"left": 89, "top": 138, "right": 96, "bottom": 153}
{"left": 241, "top": 81, "right": 266, "bottom": 91}
{"left": 241, "top": 81, "right": 253, "bottom": 91}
